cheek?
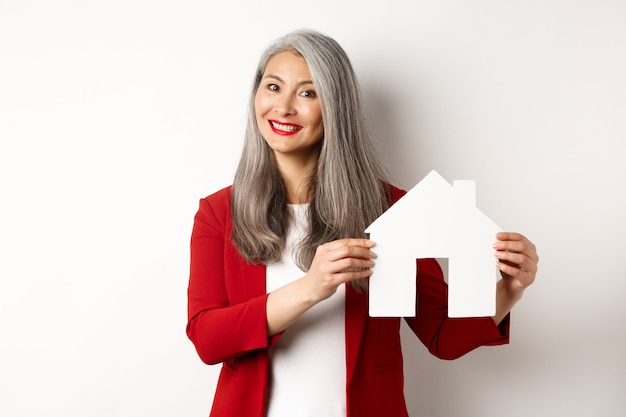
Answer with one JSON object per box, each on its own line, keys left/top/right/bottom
{"left": 253, "top": 97, "right": 262, "bottom": 117}
{"left": 312, "top": 110, "right": 324, "bottom": 133}
{"left": 254, "top": 97, "right": 267, "bottom": 129}
{"left": 254, "top": 91, "right": 268, "bottom": 116}
{"left": 303, "top": 103, "right": 323, "bottom": 129}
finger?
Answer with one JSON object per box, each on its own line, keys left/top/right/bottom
{"left": 497, "top": 261, "right": 536, "bottom": 288}
{"left": 496, "top": 232, "right": 526, "bottom": 242}
{"left": 495, "top": 251, "right": 528, "bottom": 265}
{"left": 496, "top": 260, "right": 531, "bottom": 279}
{"left": 324, "top": 238, "right": 376, "bottom": 251}
{"left": 493, "top": 235, "right": 537, "bottom": 258}
{"left": 321, "top": 242, "right": 377, "bottom": 262}
{"left": 494, "top": 250, "right": 536, "bottom": 273}
{"left": 494, "top": 250, "right": 524, "bottom": 266}
{"left": 335, "top": 257, "right": 375, "bottom": 273}
{"left": 333, "top": 267, "right": 373, "bottom": 284}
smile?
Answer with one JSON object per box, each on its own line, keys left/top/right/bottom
{"left": 269, "top": 120, "right": 302, "bottom": 135}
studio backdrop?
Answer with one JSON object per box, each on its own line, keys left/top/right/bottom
{"left": 1, "top": 1, "right": 624, "bottom": 416}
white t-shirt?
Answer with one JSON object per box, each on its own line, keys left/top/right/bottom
{"left": 265, "top": 204, "right": 347, "bottom": 417}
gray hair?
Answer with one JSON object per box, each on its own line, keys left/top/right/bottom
{"left": 231, "top": 29, "right": 390, "bottom": 290}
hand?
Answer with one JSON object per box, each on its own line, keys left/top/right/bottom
{"left": 493, "top": 232, "right": 539, "bottom": 295}
{"left": 303, "top": 238, "right": 376, "bottom": 303}
{"left": 266, "top": 238, "right": 376, "bottom": 336}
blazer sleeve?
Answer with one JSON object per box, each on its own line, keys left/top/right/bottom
{"left": 186, "top": 194, "right": 274, "bottom": 365}
{"left": 405, "top": 258, "right": 510, "bottom": 360}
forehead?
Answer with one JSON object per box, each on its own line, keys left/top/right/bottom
{"left": 263, "top": 51, "right": 312, "bottom": 80}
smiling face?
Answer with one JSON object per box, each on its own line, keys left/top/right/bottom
{"left": 254, "top": 51, "right": 324, "bottom": 166}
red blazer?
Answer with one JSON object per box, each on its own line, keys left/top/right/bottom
{"left": 187, "top": 185, "right": 509, "bottom": 417}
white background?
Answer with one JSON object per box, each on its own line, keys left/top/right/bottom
{"left": 1, "top": 1, "right": 625, "bottom": 416}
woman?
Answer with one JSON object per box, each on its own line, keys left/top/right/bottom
{"left": 187, "top": 29, "right": 538, "bottom": 417}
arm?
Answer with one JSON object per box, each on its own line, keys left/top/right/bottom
{"left": 406, "top": 258, "right": 510, "bottom": 360}
{"left": 407, "top": 232, "right": 538, "bottom": 360}
{"left": 266, "top": 239, "right": 376, "bottom": 336}
{"left": 186, "top": 196, "right": 271, "bottom": 365}
{"left": 186, "top": 195, "right": 377, "bottom": 362}
{"left": 391, "top": 185, "right": 507, "bottom": 359}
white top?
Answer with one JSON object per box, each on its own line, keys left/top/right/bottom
{"left": 265, "top": 204, "right": 347, "bottom": 417}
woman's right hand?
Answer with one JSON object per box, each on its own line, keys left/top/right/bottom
{"left": 266, "top": 238, "right": 376, "bottom": 336}
{"left": 303, "top": 238, "right": 377, "bottom": 303}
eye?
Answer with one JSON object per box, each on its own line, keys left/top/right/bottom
{"left": 266, "top": 83, "right": 279, "bottom": 92}
{"left": 300, "top": 89, "right": 317, "bottom": 98}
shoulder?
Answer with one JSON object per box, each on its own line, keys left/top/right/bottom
{"left": 201, "top": 185, "right": 232, "bottom": 208}
{"left": 195, "top": 185, "right": 233, "bottom": 227}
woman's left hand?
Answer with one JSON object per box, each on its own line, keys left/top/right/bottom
{"left": 493, "top": 232, "right": 539, "bottom": 295}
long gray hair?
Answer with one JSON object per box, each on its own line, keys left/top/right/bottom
{"left": 231, "top": 29, "right": 390, "bottom": 290}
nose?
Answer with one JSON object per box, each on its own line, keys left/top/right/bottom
{"left": 274, "top": 93, "right": 296, "bottom": 117}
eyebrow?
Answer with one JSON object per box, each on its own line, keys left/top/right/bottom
{"left": 263, "top": 74, "right": 314, "bottom": 87}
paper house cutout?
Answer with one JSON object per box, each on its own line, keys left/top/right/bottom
{"left": 365, "top": 170, "right": 501, "bottom": 317}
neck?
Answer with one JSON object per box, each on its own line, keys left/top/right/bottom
{"left": 274, "top": 153, "right": 318, "bottom": 204}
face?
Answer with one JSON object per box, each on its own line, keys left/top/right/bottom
{"left": 255, "top": 51, "right": 324, "bottom": 164}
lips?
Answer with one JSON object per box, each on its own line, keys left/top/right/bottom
{"left": 269, "top": 120, "right": 302, "bottom": 135}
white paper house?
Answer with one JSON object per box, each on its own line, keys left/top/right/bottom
{"left": 365, "top": 170, "right": 501, "bottom": 318}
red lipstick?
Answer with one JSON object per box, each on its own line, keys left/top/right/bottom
{"left": 269, "top": 120, "right": 302, "bottom": 136}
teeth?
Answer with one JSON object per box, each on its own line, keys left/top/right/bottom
{"left": 271, "top": 121, "right": 301, "bottom": 132}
